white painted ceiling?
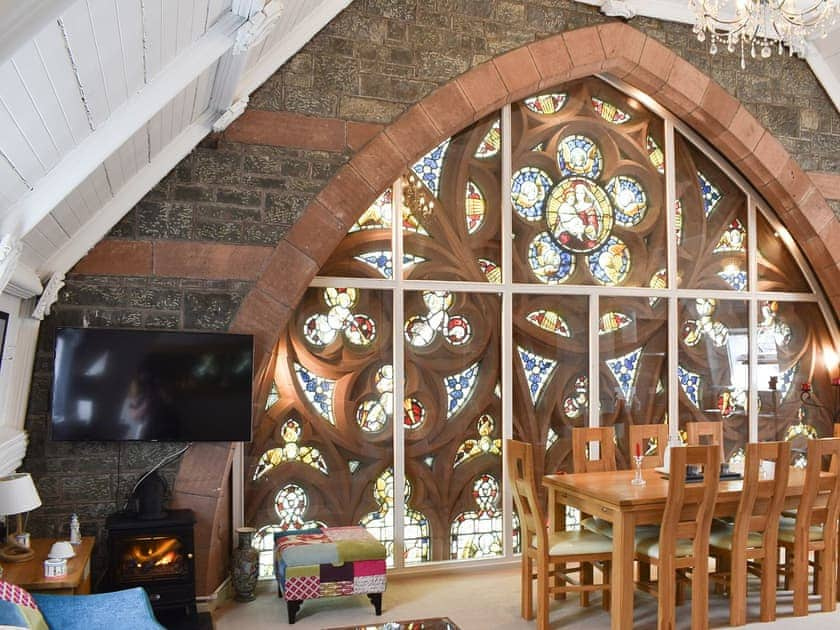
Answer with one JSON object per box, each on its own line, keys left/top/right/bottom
{"left": 0, "top": 0, "right": 351, "bottom": 299}
{"left": 0, "top": 0, "right": 838, "bottom": 301}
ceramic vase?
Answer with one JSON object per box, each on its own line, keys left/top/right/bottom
{"left": 231, "top": 527, "right": 259, "bottom": 602}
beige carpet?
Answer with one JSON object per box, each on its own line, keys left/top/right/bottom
{"left": 213, "top": 563, "right": 840, "bottom": 629}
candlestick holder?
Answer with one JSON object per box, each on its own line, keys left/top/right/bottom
{"left": 631, "top": 455, "right": 646, "bottom": 486}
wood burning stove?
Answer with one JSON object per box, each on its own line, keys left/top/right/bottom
{"left": 106, "top": 509, "right": 197, "bottom": 619}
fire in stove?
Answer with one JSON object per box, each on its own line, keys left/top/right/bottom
{"left": 119, "top": 536, "right": 187, "bottom": 579}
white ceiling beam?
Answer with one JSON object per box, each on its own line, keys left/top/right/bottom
{"left": 805, "top": 41, "right": 840, "bottom": 115}
{"left": 234, "top": 0, "right": 353, "bottom": 101}
{"left": 575, "top": 0, "right": 695, "bottom": 24}
{"left": 42, "top": 110, "right": 217, "bottom": 276}
{"left": 209, "top": 0, "right": 285, "bottom": 131}
{"left": 0, "top": 10, "right": 246, "bottom": 240}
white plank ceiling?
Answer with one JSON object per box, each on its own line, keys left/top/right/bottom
{"left": 1, "top": 0, "right": 840, "bottom": 299}
{"left": 0, "top": 0, "right": 351, "bottom": 298}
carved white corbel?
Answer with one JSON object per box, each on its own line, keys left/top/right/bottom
{"left": 601, "top": 0, "right": 636, "bottom": 19}
{"left": 0, "top": 234, "right": 22, "bottom": 295}
{"left": 213, "top": 96, "right": 250, "bottom": 132}
{"left": 233, "top": 0, "right": 284, "bottom": 56}
{"left": 31, "top": 272, "right": 65, "bottom": 320}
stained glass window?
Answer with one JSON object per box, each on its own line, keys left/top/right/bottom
{"left": 359, "top": 469, "right": 431, "bottom": 567}
{"left": 450, "top": 474, "right": 504, "bottom": 560}
{"left": 247, "top": 76, "right": 837, "bottom": 573}
{"left": 512, "top": 79, "right": 667, "bottom": 287}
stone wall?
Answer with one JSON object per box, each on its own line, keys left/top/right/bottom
{"left": 21, "top": 0, "right": 840, "bottom": 593}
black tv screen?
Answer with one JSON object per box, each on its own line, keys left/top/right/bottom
{"left": 51, "top": 327, "right": 253, "bottom": 441}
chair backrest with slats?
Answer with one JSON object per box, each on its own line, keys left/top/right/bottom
{"left": 506, "top": 439, "right": 547, "bottom": 554}
{"left": 795, "top": 437, "right": 840, "bottom": 541}
{"left": 660, "top": 445, "right": 721, "bottom": 561}
{"left": 733, "top": 441, "right": 791, "bottom": 549}
{"left": 686, "top": 421, "right": 725, "bottom": 461}
{"left": 572, "top": 426, "right": 616, "bottom": 473}
{"left": 628, "top": 423, "right": 669, "bottom": 469}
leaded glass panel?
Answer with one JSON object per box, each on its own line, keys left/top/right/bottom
{"left": 403, "top": 113, "right": 501, "bottom": 282}
{"left": 599, "top": 296, "right": 668, "bottom": 468}
{"left": 676, "top": 134, "right": 749, "bottom": 291}
{"left": 756, "top": 210, "right": 810, "bottom": 292}
{"left": 245, "top": 287, "right": 393, "bottom": 574}
{"left": 404, "top": 290, "right": 501, "bottom": 561}
{"left": 678, "top": 299, "right": 749, "bottom": 462}
{"left": 510, "top": 78, "right": 666, "bottom": 287}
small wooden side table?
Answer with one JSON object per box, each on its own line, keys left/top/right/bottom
{"left": 0, "top": 536, "right": 94, "bottom": 594}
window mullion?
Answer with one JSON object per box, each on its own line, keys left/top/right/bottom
{"left": 500, "top": 103, "right": 514, "bottom": 559}
{"left": 392, "top": 176, "right": 406, "bottom": 570}
{"left": 748, "top": 196, "right": 759, "bottom": 443}
{"left": 665, "top": 118, "right": 680, "bottom": 443}
{"left": 589, "top": 293, "right": 600, "bottom": 430}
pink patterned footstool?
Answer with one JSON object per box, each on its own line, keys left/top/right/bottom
{"left": 274, "top": 526, "right": 387, "bottom": 624}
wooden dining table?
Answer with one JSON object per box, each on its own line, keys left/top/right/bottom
{"left": 543, "top": 467, "right": 808, "bottom": 630}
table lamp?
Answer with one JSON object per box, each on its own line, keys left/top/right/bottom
{"left": 0, "top": 473, "right": 42, "bottom": 562}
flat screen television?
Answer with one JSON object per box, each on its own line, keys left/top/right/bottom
{"left": 50, "top": 327, "right": 253, "bottom": 441}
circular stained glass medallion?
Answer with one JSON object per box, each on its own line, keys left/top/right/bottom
{"left": 545, "top": 177, "right": 614, "bottom": 253}
{"left": 587, "top": 236, "right": 631, "bottom": 286}
{"left": 511, "top": 167, "right": 553, "bottom": 221}
{"left": 605, "top": 175, "right": 647, "bottom": 227}
{"left": 557, "top": 135, "right": 602, "bottom": 179}
{"left": 528, "top": 232, "right": 575, "bottom": 284}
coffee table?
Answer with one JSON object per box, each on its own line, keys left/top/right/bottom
{"left": 323, "top": 617, "right": 460, "bottom": 630}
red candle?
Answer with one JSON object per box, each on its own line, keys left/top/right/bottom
{"left": 635, "top": 442, "right": 641, "bottom": 458}
{"left": 801, "top": 382, "right": 812, "bottom": 393}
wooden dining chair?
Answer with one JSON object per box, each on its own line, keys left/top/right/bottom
{"left": 506, "top": 439, "right": 613, "bottom": 630}
{"left": 708, "top": 441, "right": 791, "bottom": 626}
{"left": 629, "top": 423, "right": 669, "bottom": 469}
{"left": 572, "top": 426, "right": 617, "bottom": 473}
{"left": 685, "top": 421, "right": 725, "bottom": 461}
{"left": 635, "top": 444, "right": 721, "bottom": 630}
{"left": 777, "top": 437, "right": 840, "bottom": 617}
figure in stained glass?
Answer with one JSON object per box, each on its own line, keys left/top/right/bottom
{"left": 303, "top": 287, "right": 376, "bottom": 347}
{"left": 405, "top": 291, "right": 472, "bottom": 348}
{"left": 511, "top": 167, "right": 553, "bottom": 221}
{"left": 453, "top": 414, "right": 503, "bottom": 467}
{"left": 450, "top": 474, "right": 503, "bottom": 560}
{"left": 546, "top": 178, "right": 614, "bottom": 253}
{"left": 528, "top": 232, "right": 575, "bottom": 284}
{"left": 588, "top": 236, "right": 631, "bottom": 286}
{"left": 360, "top": 469, "right": 431, "bottom": 566}
{"left": 557, "top": 135, "right": 603, "bottom": 178}
{"left": 757, "top": 301, "right": 792, "bottom": 354}
{"left": 356, "top": 365, "right": 394, "bottom": 433}
{"left": 253, "top": 418, "right": 328, "bottom": 479}
{"left": 681, "top": 298, "right": 729, "bottom": 348}
{"left": 714, "top": 218, "right": 747, "bottom": 253}
{"left": 350, "top": 189, "right": 393, "bottom": 232}
{"left": 606, "top": 175, "right": 647, "bottom": 226}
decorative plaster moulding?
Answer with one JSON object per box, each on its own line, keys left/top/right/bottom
{"left": 213, "top": 97, "right": 250, "bottom": 132}
{"left": 31, "top": 272, "right": 65, "bottom": 321}
{"left": 0, "top": 234, "right": 21, "bottom": 296}
{"left": 233, "top": 0, "right": 285, "bottom": 56}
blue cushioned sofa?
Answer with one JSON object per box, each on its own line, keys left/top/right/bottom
{"left": 33, "top": 587, "right": 165, "bottom": 630}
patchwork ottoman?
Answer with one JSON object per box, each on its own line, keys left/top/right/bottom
{"left": 274, "top": 526, "right": 387, "bottom": 624}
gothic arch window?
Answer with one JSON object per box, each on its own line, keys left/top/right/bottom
{"left": 246, "top": 76, "right": 839, "bottom": 572}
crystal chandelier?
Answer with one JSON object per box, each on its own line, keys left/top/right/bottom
{"left": 690, "top": 0, "right": 839, "bottom": 68}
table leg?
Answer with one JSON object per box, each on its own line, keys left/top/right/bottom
{"left": 611, "top": 512, "right": 636, "bottom": 630}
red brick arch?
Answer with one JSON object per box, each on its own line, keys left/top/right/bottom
{"left": 175, "top": 21, "right": 840, "bottom": 594}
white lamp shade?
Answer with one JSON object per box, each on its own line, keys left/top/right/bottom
{"left": 0, "top": 473, "right": 42, "bottom": 515}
